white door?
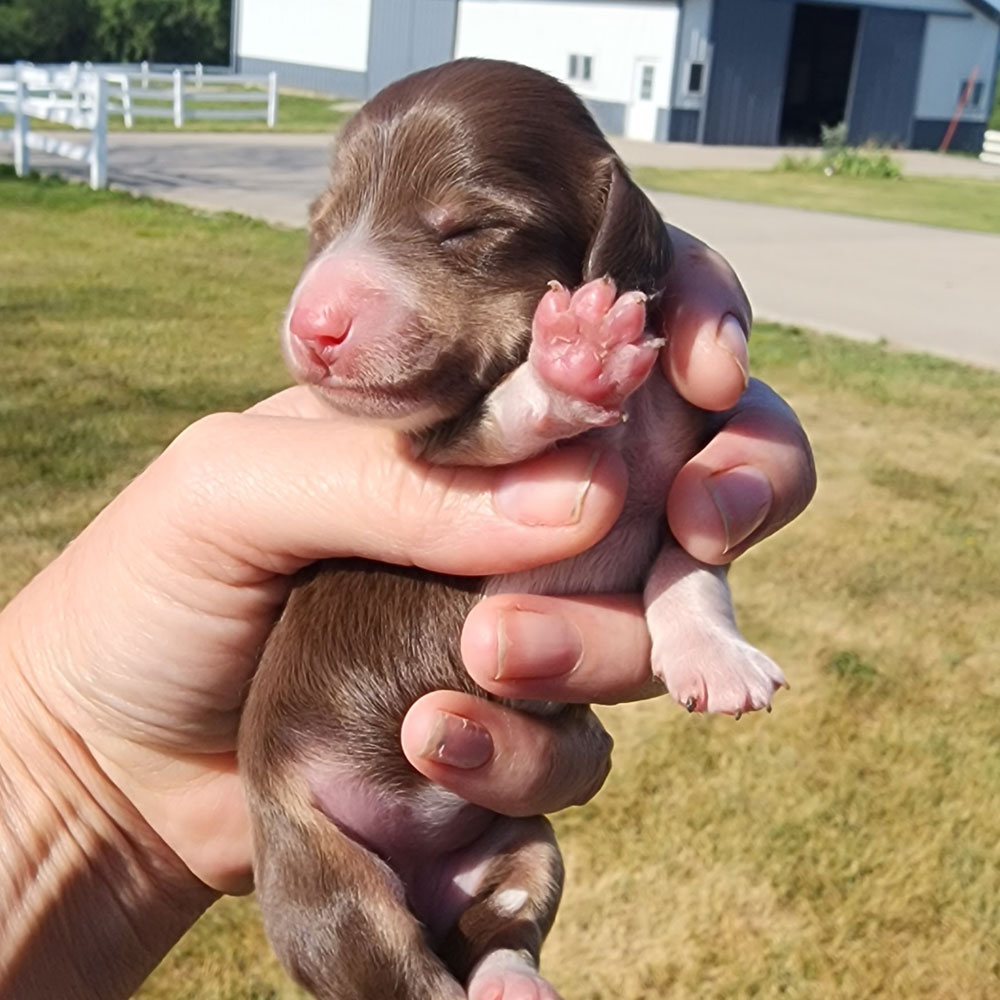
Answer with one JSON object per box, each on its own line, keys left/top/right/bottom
{"left": 625, "top": 59, "right": 659, "bottom": 141}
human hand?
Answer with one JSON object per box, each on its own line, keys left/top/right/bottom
{"left": 0, "top": 395, "right": 631, "bottom": 899}
{"left": 403, "top": 224, "right": 816, "bottom": 805}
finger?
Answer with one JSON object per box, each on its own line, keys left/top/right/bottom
{"left": 142, "top": 413, "right": 628, "bottom": 581}
{"left": 658, "top": 224, "right": 751, "bottom": 412}
{"left": 400, "top": 691, "right": 613, "bottom": 815}
{"left": 460, "top": 593, "right": 662, "bottom": 704}
{"left": 667, "top": 379, "right": 816, "bottom": 565}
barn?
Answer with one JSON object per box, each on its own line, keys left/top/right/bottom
{"left": 232, "top": 0, "right": 1000, "bottom": 152}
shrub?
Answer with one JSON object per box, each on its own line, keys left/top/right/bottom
{"left": 776, "top": 120, "right": 903, "bottom": 180}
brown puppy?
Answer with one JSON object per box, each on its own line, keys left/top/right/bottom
{"left": 239, "top": 58, "right": 785, "bottom": 1000}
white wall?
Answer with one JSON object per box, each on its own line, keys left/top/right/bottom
{"left": 455, "top": 0, "right": 679, "bottom": 110}
{"left": 915, "top": 11, "right": 999, "bottom": 120}
{"left": 237, "top": 0, "right": 371, "bottom": 72}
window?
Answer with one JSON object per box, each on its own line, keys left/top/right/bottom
{"left": 567, "top": 54, "right": 593, "bottom": 82}
{"left": 958, "top": 79, "right": 984, "bottom": 108}
{"left": 640, "top": 64, "right": 654, "bottom": 100}
{"left": 687, "top": 61, "right": 704, "bottom": 95}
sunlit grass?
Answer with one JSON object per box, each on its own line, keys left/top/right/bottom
{"left": 633, "top": 167, "right": 1000, "bottom": 235}
{"left": 3, "top": 171, "right": 998, "bottom": 999}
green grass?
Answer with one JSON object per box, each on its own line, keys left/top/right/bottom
{"left": 3, "top": 171, "right": 1000, "bottom": 999}
{"left": 633, "top": 167, "right": 1000, "bottom": 234}
{"left": 0, "top": 87, "right": 352, "bottom": 134}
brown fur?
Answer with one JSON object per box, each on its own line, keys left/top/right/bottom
{"left": 238, "top": 59, "right": 673, "bottom": 1000}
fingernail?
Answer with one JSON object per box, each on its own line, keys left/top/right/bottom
{"left": 418, "top": 712, "right": 493, "bottom": 769}
{"left": 495, "top": 609, "right": 584, "bottom": 681}
{"left": 704, "top": 465, "right": 772, "bottom": 555}
{"left": 493, "top": 449, "right": 602, "bottom": 526}
{"left": 716, "top": 314, "right": 749, "bottom": 390}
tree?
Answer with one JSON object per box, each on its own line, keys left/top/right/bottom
{"left": 92, "top": 0, "right": 230, "bottom": 64}
{"left": 0, "top": 0, "right": 93, "bottom": 63}
{"left": 0, "top": 0, "right": 231, "bottom": 64}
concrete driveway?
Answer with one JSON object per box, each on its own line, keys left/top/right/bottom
{"left": 7, "top": 131, "right": 1000, "bottom": 369}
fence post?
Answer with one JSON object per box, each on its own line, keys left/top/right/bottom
{"left": 13, "top": 64, "right": 29, "bottom": 177}
{"left": 195, "top": 62, "right": 203, "bottom": 89}
{"left": 267, "top": 71, "right": 278, "bottom": 128}
{"left": 89, "top": 74, "right": 108, "bottom": 190}
{"left": 141, "top": 60, "right": 149, "bottom": 89}
{"left": 172, "top": 67, "right": 184, "bottom": 127}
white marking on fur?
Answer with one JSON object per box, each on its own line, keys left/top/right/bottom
{"left": 492, "top": 888, "right": 530, "bottom": 916}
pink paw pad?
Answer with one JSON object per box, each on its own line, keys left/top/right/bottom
{"left": 529, "top": 277, "right": 659, "bottom": 410}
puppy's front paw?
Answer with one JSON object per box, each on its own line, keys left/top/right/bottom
{"left": 529, "top": 277, "right": 659, "bottom": 418}
{"left": 655, "top": 633, "right": 788, "bottom": 718}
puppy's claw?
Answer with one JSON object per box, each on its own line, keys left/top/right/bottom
{"left": 685, "top": 696, "right": 697, "bottom": 713}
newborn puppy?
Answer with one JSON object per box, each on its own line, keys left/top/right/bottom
{"left": 239, "top": 58, "right": 786, "bottom": 1000}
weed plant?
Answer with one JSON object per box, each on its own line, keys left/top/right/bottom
{"left": 778, "top": 122, "right": 902, "bottom": 180}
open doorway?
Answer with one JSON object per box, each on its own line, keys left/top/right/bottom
{"left": 780, "top": 3, "right": 860, "bottom": 145}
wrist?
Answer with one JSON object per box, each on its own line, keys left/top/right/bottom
{"left": 0, "top": 614, "right": 217, "bottom": 999}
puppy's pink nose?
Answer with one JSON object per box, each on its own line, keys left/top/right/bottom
{"left": 289, "top": 304, "right": 351, "bottom": 346}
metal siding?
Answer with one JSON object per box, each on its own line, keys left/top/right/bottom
{"left": 703, "top": 0, "right": 795, "bottom": 145}
{"left": 846, "top": 8, "right": 926, "bottom": 145}
{"left": 368, "top": 0, "right": 457, "bottom": 96}
{"left": 911, "top": 116, "right": 989, "bottom": 148}
{"left": 239, "top": 56, "right": 367, "bottom": 98}
{"left": 668, "top": 107, "right": 699, "bottom": 140}
{"left": 583, "top": 98, "right": 626, "bottom": 136}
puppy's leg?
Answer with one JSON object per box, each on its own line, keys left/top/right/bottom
{"left": 439, "top": 816, "right": 565, "bottom": 1000}
{"left": 251, "top": 786, "right": 464, "bottom": 1000}
{"left": 645, "top": 545, "right": 787, "bottom": 716}
{"left": 422, "top": 277, "right": 658, "bottom": 466}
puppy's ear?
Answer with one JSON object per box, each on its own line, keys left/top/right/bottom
{"left": 584, "top": 158, "right": 672, "bottom": 294}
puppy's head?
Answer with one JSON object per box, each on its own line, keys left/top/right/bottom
{"left": 285, "top": 58, "right": 670, "bottom": 429}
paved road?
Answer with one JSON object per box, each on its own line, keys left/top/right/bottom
{"left": 8, "top": 131, "right": 1000, "bottom": 368}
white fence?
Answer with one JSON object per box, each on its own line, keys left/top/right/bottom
{"left": 0, "top": 63, "right": 108, "bottom": 189}
{"left": 103, "top": 62, "right": 278, "bottom": 129}
{"left": 1, "top": 61, "right": 280, "bottom": 190}
{"left": 981, "top": 130, "right": 1000, "bottom": 168}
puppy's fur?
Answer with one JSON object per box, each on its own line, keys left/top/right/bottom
{"left": 239, "top": 59, "right": 785, "bottom": 1000}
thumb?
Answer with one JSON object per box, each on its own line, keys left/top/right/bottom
{"left": 133, "top": 409, "right": 629, "bottom": 583}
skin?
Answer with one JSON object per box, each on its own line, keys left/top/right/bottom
{"left": 0, "top": 226, "right": 815, "bottom": 999}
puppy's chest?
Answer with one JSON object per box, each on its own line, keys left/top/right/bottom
{"left": 486, "top": 376, "right": 701, "bottom": 600}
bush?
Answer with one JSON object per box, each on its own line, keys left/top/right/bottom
{"left": 777, "top": 120, "right": 903, "bottom": 180}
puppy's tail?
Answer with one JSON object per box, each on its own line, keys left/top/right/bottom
{"left": 249, "top": 781, "right": 464, "bottom": 1000}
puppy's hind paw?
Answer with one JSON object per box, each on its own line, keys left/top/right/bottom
{"left": 467, "top": 951, "right": 563, "bottom": 1000}
{"left": 656, "top": 634, "right": 787, "bottom": 717}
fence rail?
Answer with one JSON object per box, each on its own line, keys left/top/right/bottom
{"left": 0, "top": 63, "right": 108, "bottom": 188}
{"left": 981, "top": 130, "right": 1000, "bottom": 167}
{"left": 1, "top": 61, "right": 280, "bottom": 189}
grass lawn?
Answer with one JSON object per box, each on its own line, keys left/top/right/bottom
{"left": 633, "top": 167, "right": 1000, "bottom": 235}
{"left": 3, "top": 171, "right": 1000, "bottom": 1000}
{"left": 0, "top": 87, "right": 352, "bottom": 134}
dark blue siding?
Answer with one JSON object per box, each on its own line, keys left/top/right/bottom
{"left": 668, "top": 108, "right": 699, "bottom": 142}
{"left": 911, "top": 118, "right": 988, "bottom": 152}
{"left": 703, "top": 0, "right": 795, "bottom": 145}
{"left": 367, "top": 0, "right": 458, "bottom": 97}
{"left": 846, "top": 8, "right": 925, "bottom": 146}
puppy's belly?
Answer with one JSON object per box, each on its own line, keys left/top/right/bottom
{"left": 304, "top": 764, "right": 523, "bottom": 944}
